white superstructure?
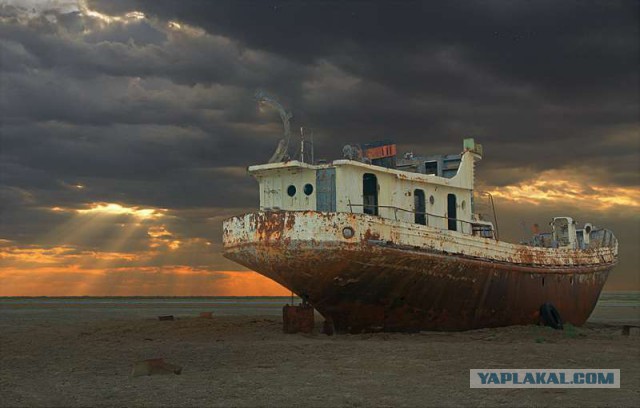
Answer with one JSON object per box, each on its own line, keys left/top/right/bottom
{"left": 249, "top": 139, "right": 485, "bottom": 235}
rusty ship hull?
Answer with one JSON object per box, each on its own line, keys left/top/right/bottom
{"left": 223, "top": 211, "right": 617, "bottom": 333}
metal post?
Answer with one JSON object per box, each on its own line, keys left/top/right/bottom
{"left": 310, "top": 129, "right": 315, "bottom": 165}
{"left": 485, "top": 192, "right": 500, "bottom": 240}
{"left": 300, "top": 127, "right": 304, "bottom": 163}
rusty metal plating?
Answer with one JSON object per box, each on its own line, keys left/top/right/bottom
{"left": 223, "top": 211, "right": 617, "bottom": 333}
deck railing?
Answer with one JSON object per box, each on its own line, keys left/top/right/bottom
{"left": 346, "top": 202, "right": 481, "bottom": 235}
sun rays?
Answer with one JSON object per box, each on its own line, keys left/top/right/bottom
{"left": 75, "top": 202, "right": 166, "bottom": 219}
{"left": 0, "top": 199, "right": 290, "bottom": 296}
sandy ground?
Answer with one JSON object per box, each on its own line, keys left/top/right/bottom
{"left": 1, "top": 313, "right": 639, "bottom": 407}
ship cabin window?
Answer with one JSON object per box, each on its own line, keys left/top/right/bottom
{"left": 447, "top": 193, "right": 457, "bottom": 231}
{"left": 414, "top": 189, "right": 426, "bottom": 225}
{"left": 425, "top": 161, "right": 438, "bottom": 175}
{"left": 363, "top": 173, "right": 378, "bottom": 216}
{"left": 287, "top": 185, "right": 296, "bottom": 197}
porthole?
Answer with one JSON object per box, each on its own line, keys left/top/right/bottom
{"left": 342, "top": 227, "right": 355, "bottom": 239}
{"left": 304, "top": 184, "right": 313, "bottom": 195}
{"left": 287, "top": 185, "right": 296, "bottom": 197}
{"left": 429, "top": 195, "right": 435, "bottom": 205}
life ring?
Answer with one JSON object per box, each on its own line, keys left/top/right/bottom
{"left": 540, "top": 302, "right": 563, "bottom": 330}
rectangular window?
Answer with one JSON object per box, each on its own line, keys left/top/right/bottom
{"left": 414, "top": 189, "right": 426, "bottom": 225}
{"left": 363, "top": 173, "right": 378, "bottom": 215}
{"left": 424, "top": 161, "right": 438, "bottom": 175}
{"left": 447, "top": 193, "right": 457, "bottom": 231}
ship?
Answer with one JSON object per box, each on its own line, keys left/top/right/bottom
{"left": 222, "top": 96, "right": 618, "bottom": 333}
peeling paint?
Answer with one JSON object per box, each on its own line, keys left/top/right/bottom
{"left": 223, "top": 211, "right": 617, "bottom": 333}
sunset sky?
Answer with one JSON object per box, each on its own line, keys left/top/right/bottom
{"left": 0, "top": 0, "right": 638, "bottom": 296}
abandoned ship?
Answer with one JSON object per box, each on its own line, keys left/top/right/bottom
{"left": 222, "top": 96, "right": 618, "bottom": 333}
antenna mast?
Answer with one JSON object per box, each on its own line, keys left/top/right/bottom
{"left": 310, "top": 129, "right": 315, "bottom": 164}
{"left": 300, "top": 127, "right": 305, "bottom": 163}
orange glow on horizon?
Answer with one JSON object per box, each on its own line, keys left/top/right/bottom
{"left": 0, "top": 265, "right": 289, "bottom": 297}
{"left": 147, "top": 225, "right": 182, "bottom": 250}
{"left": 4, "top": 168, "right": 637, "bottom": 296}
{"left": 486, "top": 170, "right": 640, "bottom": 210}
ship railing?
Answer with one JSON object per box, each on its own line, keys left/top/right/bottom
{"left": 346, "top": 203, "right": 484, "bottom": 236}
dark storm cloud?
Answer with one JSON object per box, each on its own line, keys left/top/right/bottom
{"left": 85, "top": 0, "right": 638, "bottom": 175}
{"left": 0, "top": 7, "right": 306, "bottom": 90}
{"left": 0, "top": 119, "right": 267, "bottom": 214}
{"left": 0, "top": 0, "right": 638, "bottom": 281}
{"left": 90, "top": 1, "right": 638, "bottom": 97}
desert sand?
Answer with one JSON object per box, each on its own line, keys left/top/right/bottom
{"left": 1, "top": 310, "right": 639, "bottom": 407}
